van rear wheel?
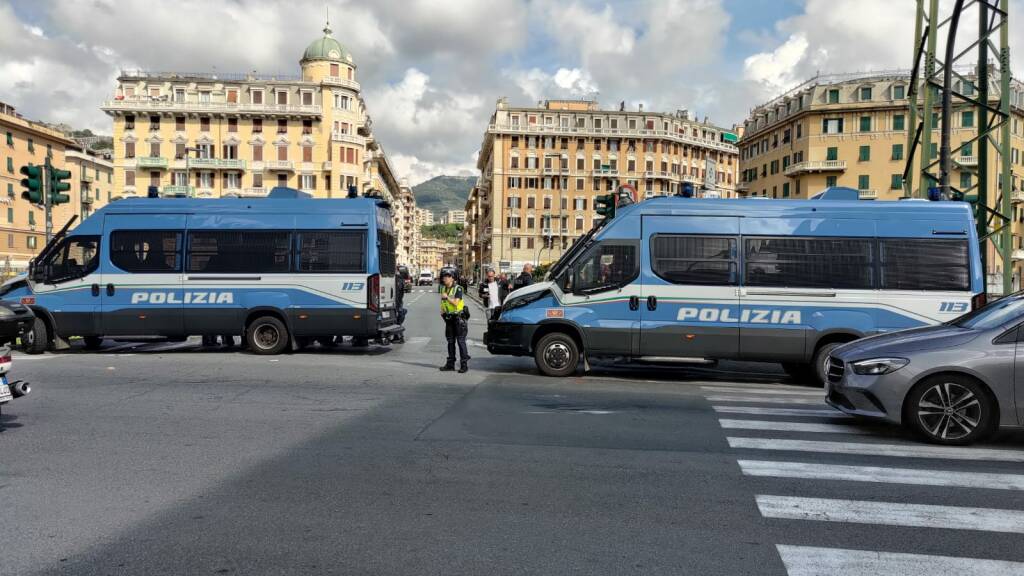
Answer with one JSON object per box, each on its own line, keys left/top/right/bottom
{"left": 246, "top": 316, "right": 289, "bottom": 355}
{"left": 534, "top": 332, "right": 579, "bottom": 377}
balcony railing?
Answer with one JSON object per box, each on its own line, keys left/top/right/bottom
{"left": 783, "top": 160, "right": 847, "bottom": 177}
{"left": 218, "top": 159, "right": 246, "bottom": 170}
{"left": 188, "top": 157, "right": 218, "bottom": 169}
{"left": 858, "top": 189, "right": 878, "bottom": 200}
{"left": 81, "top": 195, "right": 94, "bottom": 205}
{"left": 956, "top": 155, "right": 978, "bottom": 167}
{"left": 137, "top": 156, "right": 169, "bottom": 169}
{"left": 241, "top": 187, "right": 268, "bottom": 197}
{"left": 81, "top": 173, "right": 95, "bottom": 183}
{"left": 322, "top": 161, "right": 332, "bottom": 171}
{"left": 331, "top": 132, "right": 364, "bottom": 145}
{"left": 322, "top": 77, "right": 361, "bottom": 91}
{"left": 163, "top": 185, "right": 195, "bottom": 196}
{"left": 1012, "top": 190, "right": 1024, "bottom": 204}
{"left": 488, "top": 123, "right": 738, "bottom": 154}
{"left": 265, "top": 160, "right": 294, "bottom": 171}
{"left": 1014, "top": 249, "right": 1024, "bottom": 261}
{"left": 101, "top": 99, "right": 322, "bottom": 116}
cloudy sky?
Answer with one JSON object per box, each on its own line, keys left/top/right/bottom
{"left": 2, "top": 0, "right": 1021, "bottom": 185}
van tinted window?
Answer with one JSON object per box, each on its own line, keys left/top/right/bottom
{"left": 572, "top": 241, "right": 638, "bottom": 294}
{"left": 378, "top": 228, "right": 396, "bottom": 275}
{"left": 651, "top": 235, "right": 737, "bottom": 285}
{"left": 745, "top": 237, "right": 874, "bottom": 289}
{"left": 110, "top": 230, "right": 182, "bottom": 272}
{"left": 880, "top": 238, "right": 969, "bottom": 291}
{"left": 298, "top": 231, "right": 366, "bottom": 273}
{"left": 187, "top": 231, "right": 290, "bottom": 273}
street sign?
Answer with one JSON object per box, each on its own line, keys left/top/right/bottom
{"left": 705, "top": 158, "right": 717, "bottom": 189}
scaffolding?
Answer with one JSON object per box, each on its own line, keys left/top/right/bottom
{"left": 904, "top": 0, "right": 1013, "bottom": 295}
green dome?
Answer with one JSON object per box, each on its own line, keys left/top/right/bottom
{"left": 302, "top": 25, "right": 352, "bottom": 63}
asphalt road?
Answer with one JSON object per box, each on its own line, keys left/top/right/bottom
{"left": 2, "top": 287, "right": 1024, "bottom": 576}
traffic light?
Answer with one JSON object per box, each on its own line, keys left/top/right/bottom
{"left": 20, "top": 164, "right": 44, "bottom": 204}
{"left": 595, "top": 193, "right": 616, "bottom": 219}
{"left": 48, "top": 165, "right": 72, "bottom": 205}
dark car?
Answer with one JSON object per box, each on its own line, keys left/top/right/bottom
{"left": 0, "top": 299, "right": 35, "bottom": 347}
{"left": 397, "top": 266, "right": 412, "bottom": 292}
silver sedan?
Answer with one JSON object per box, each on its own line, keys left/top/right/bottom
{"left": 827, "top": 294, "right": 1024, "bottom": 445}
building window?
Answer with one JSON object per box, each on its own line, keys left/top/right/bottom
{"left": 962, "top": 110, "right": 975, "bottom": 128}
{"left": 252, "top": 144, "right": 263, "bottom": 162}
{"left": 6, "top": 207, "right": 11, "bottom": 223}
{"left": 252, "top": 119, "right": 263, "bottom": 134}
{"left": 28, "top": 211, "right": 35, "bottom": 225}
{"left": 893, "top": 85, "right": 906, "bottom": 99}
{"left": 859, "top": 116, "right": 871, "bottom": 132}
{"left": 960, "top": 172, "right": 972, "bottom": 190}
{"left": 175, "top": 143, "right": 186, "bottom": 159}
{"left": 893, "top": 114, "right": 905, "bottom": 131}
{"left": 962, "top": 142, "right": 973, "bottom": 156}
{"left": 858, "top": 145, "right": 870, "bottom": 162}
{"left": 891, "top": 174, "right": 903, "bottom": 190}
{"left": 200, "top": 117, "right": 210, "bottom": 132}
{"left": 826, "top": 175, "right": 837, "bottom": 187}
{"left": 300, "top": 174, "right": 316, "bottom": 190}
{"left": 859, "top": 87, "right": 872, "bottom": 101}
{"left": 892, "top": 143, "right": 904, "bottom": 160}
{"left": 27, "top": 236, "right": 37, "bottom": 250}
{"left": 302, "top": 146, "right": 313, "bottom": 162}
{"left": 252, "top": 90, "right": 264, "bottom": 105}
{"left": 301, "top": 92, "right": 313, "bottom": 106}
{"left": 125, "top": 171, "right": 136, "bottom": 186}
{"left": 858, "top": 175, "right": 870, "bottom": 190}
{"left": 228, "top": 118, "right": 238, "bottom": 133}
{"left": 124, "top": 142, "right": 135, "bottom": 159}
{"left": 511, "top": 237, "right": 521, "bottom": 249}
{"left": 823, "top": 118, "right": 843, "bottom": 134}
{"left": 827, "top": 89, "right": 840, "bottom": 104}
{"left": 277, "top": 120, "right": 288, "bottom": 134}
{"left": 149, "top": 142, "right": 160, "bottom": 157}
{"left": 330, "top": 63, "right": 339, "bottom": 76}
{"left": 5, "top": 131, "right": 12, "bottom": 147}
{"left": 276, "top": 91, "right": 288, "bottom": 105}
{"left": 826, "top": 147, "right": 838, "bottom": 161}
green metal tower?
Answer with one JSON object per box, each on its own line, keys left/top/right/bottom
{"left": 904, "top": 0, "right": 1013, "bottom": 296}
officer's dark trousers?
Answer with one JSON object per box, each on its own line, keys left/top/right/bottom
{"left": 444, "top": 316, "right": 469, "bottom": 364}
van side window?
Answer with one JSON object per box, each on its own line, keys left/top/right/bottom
{"left": 298, "top": 231, "right": 366, "bottom": 273}
{"left": 187, "top": 231, "right": 291, "bottom": 273}
{"left": 110, "top": 231, "right": 182, "bottom": 273}
{"left": 651, "top": 235, "right": 737, "bottom": 285}
{"left": 574, "top": 241, "right": 638, "bottom": 294}
{"left": 745, "top": 237, "right": 874, "bottom": 289}
{"left": 880, "top": 238, "right": 969, "bottom": 291}
{"left": 43, "top": 235, "right": 100, "bottom": 283}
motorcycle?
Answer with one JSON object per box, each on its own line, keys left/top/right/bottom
{"left": 0, "top": 300, "right": 35, "bottom": 419}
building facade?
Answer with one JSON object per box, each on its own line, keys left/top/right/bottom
{"left": 468, "top": 98, "right": 740, "bottom": 273}
{"left": 65, "top": 148, "right": 114, "bottom": 222}
{"left": 0, "top": 102, "right": 103, "bottom": 274}
{"left": 738, "top": 70, "right": 1024, "bottom": 288}
{"left": 417, "top": 237, "right": 458, "bottom": 273}
{"left": 441, "top": 209, "right": 466, "bottom": 225}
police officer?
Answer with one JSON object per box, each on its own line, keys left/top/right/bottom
{"left": 439, "top": 269, "right": 469, "bottom": 373}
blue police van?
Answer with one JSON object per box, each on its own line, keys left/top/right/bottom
{"left": 0, "top": 188, "right": 401, "bottom": 354}
{"left": 485, "top": 194, "right": 984, "bottom": 383}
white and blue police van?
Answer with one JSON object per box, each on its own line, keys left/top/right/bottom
{"left": 0, "top": 187, "right": 401, "bottom": 355}
{"left": 484, "top": 191, "right": 984, "bottom": 383}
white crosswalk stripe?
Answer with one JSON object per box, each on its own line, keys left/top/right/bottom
{"left": 776, "top": 545, "right": 1024, "bottom": 576}
{"left": 728, "top": 437, "right": 1024, "bottom": 463}
{"left": 705, "top": 395, "right": 826, "bottom": 405}
{"left": 712, "top": 406, "right": 852, "bottom": 419}
{"left": 757, "top": 495, "right": 1024, "bottom": 533}
{"left": 701, "top": 386, "right": 824, "bottom": 397}
{"left": 718, "top": 419, "right": 869, "bottom": 434}
{"left": 739, "top": 459, "right": 1024, "bottom": 490}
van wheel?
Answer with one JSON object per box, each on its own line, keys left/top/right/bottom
{"left": 247, "top": 316, "right": 289, "bottom": 355}
{"left": 905, "top": 375, "right": 996, "bottom": 445}
{"left": 83, "top": 336, "right": 104, "bottom": 350}
{"left": 534, "top": 332, "right": 579, "bottom": 377}
{"left": 811, "top": 342, "right": 844, "bottom": 388}
{"left": 24, "top": 317, "right": 49, "bottom": 355}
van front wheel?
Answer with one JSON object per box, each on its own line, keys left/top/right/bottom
{"left": 24, "top": 317, "right": 49, "bottom": 355}
{"left": 247, "top": 316, "right": 289, "bottom": 355}
{"left": 534, "top": 332, "right": 579, "bottom": 377}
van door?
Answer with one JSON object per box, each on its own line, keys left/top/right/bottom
{"left": 639, "top": 215, "right": 740, "bottom": 360}
{"left": 32, "top": 234, "right": 103, "bottom": 337}
{"left": 101, "top": 214, "right": 186, "bottom": 336}
{"left": 738, "top": 218, "right": 877, "bottom": 362}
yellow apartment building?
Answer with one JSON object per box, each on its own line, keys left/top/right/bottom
{"left": 469, "top": 98, "right": 740, "bottom": 273}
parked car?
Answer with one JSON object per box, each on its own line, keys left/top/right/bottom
{"left": 828, "top": 292, "right": 1024, "bottom": 445}
{"left": 418, "top": 271, "right": 434, "bottom": 286}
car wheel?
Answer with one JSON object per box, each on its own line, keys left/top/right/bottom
{"left": 23, "top": 317, "right": 48, "bottom": 355}
{"left": 905, "top": 375, "right": 996, "bottom": 445}
{"left": 83, "top": 336, "right": 104, "bottom": 350}
{"left": 246, "top": 316, "right": 289, "bottom": 355}
{"left": 534, "top": 332, "right": 579, "bottom": 377}
{"left": 811, "top": 342, "right": 844, "bottom": 388}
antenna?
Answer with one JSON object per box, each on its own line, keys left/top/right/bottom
{"left": 324, "top": 4, "right": 332, "bottom": 35}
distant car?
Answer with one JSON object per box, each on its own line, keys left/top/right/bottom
{"left": 418, "top": 271, "right": 434, "bottom": 286}
{"left": 828, "top": 293, "right": 1024, "bottom": 445}
{"left": 398, "top": 266, "right": 412, "bottom": 292}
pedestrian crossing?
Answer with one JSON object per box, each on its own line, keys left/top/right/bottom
{"left": 700, "top": 379, "right": 1024, "bottom": 574}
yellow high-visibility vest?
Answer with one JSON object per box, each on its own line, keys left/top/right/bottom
{"left": 440, "top": 285, "right": 464, "bottom": 314}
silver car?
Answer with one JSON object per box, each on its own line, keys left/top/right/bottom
{"left": 827, "top": 294, "right": 1024, "bottom": 445}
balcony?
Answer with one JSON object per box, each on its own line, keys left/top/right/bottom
{"left": 322, "top": 76, "right": 361, "bottom": 91}
{"left": 956, "top": 155, "right": 978, "bottom": 167}
{"left": 81, "top": 173, "right": 95, "bottom": 183}
{"left": 188, "top": 157, "right": 219, "bottom": 169}
{"left": 858, "top": 189, "right": 878, "bottom": 200}
{"left": 487, "top": 123, "right": 739, "bottom": 154}
{"left": 163, "top": 185, "right": 195, "bottom": 196}
{"left": 1012, "top": 190, "right": 1024, "bottom": 204}
{"left": 322, "top": 161, "right": 332, "bottom": 171}
{"left": 783, "top": 160, "right": 847, "bottom": 177}
{"left": 195, "top": 188, "right": 216, "bottom": 198}
{"left": 594, "top": 167, "right": 619, "bottom": 177}
{"left": 265, "top": 160, "right": 294, "bottom": 171}
{"left": 1014, "top": 249, "right": 1024, "bottom": 261}
{"left": 81, "top": 195, "right": 94, "bottom": 205}
{"left": 241, "top": 187, "right": 268, "bottom": 197}
{"left": 331, "top": 132, "right": 364, "bottom": 145}
{"left": 101, "top": 99, "right": 322, "bottom": 116}
{"left": 736, "top": 181, "right": 750, "bottom": 192}
{"left": 137, "top": 156, "right": 169, "bottom": 169}
{"left": 218, "top": 159, "right": 246, "bottom": 170}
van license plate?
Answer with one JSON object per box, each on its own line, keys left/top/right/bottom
{"left": 0, "top": 384, "right": 11, "bottom": 403}
{"left": 381, "top": 311, "right": 390, "bottom": 319}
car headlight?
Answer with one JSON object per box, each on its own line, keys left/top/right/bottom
{"left": 850, "top": 357, "right": 909, "bottom": 375}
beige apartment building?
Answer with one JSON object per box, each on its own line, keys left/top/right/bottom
{"left": 441, "top": 209, "right": 466, "bottom": 225}
{"left": 738, "top": 70, "right": 1024, "bottom": 287}
{"left": 467, "top": 98, "right": 740, "bottom": 273}
{"left": 0, "top": 102, "right": 111, "bottom": 273}
{"left": 417, "top": 237, "right": 458, "bottom": 273}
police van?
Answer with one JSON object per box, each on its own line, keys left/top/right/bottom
{"left": 1, "top": 187, "right": 401, "bottom": 355}
{"left": 484, "top": 194, "right": 984, "bottom": 383}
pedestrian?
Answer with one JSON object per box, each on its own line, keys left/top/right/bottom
{"left": 438, "top": 269, "right": 470, "bottom": 373}
{"left": 394, "top": 273, "right": 406, "bottom": 343}
{"left": 483, "top": 268, "right": 509, "bottom": 323}
{"left": 514, "top": 263, "right": 534, "bottom": 290}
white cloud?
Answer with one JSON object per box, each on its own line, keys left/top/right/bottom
{"left": 743, "top": 34, "right": 812, "bottom": 92}
{"left": 510, "top": 67, "right": 599, "bottom": 102}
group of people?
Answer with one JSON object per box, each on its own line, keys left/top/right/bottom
{"left": 437, "top": 263, "right": 536, "bottom": 374}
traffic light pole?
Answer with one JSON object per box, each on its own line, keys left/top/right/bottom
{"left": 43, "top": 156, "right": 53, "bottom": 243}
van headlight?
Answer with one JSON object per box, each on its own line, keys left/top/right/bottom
{"left": 851, "top": 357, "right": 909, "bottom": 375}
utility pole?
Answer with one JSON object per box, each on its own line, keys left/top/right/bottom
{"left": 43, "top": 156, "right": 52, "bottom": 243}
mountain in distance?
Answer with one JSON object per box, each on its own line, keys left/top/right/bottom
{"left": 412, "top": 175, "right": 476, "bottom": 216}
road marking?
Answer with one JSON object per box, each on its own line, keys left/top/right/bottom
{"left": 701, "top": 386, "right": 824, "bottom": 397}
{"left": 728, "top": 437, "right": 1024, "bottom": 463}
{"left": 719, "top": 419, "right": 869, "bottom": 434}
{"left": 465, "top": 339, "right": 487, "bottom": 349}
{"left": 776, "top": 545, "right": 1024, "bottom": 576}
{"left": 138, "top": 341, "right": 199, "bottom": 353}
{"left": 103, "top": 343, "right": 140, "bottom": 353}
{"left": 10, "top": 354, "right": 64, "bottom": 361}
{"left": 713, "top": 406, "right": 852, "bottom": 419}
{"left": 705, "top": 396, "right": 826, "bottom": 405}
{"left": 757, "top": 495, "right": 1024, "bottom": 534}
{"left": 738, "top": 460, "right": 1024, "bottom": 490}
